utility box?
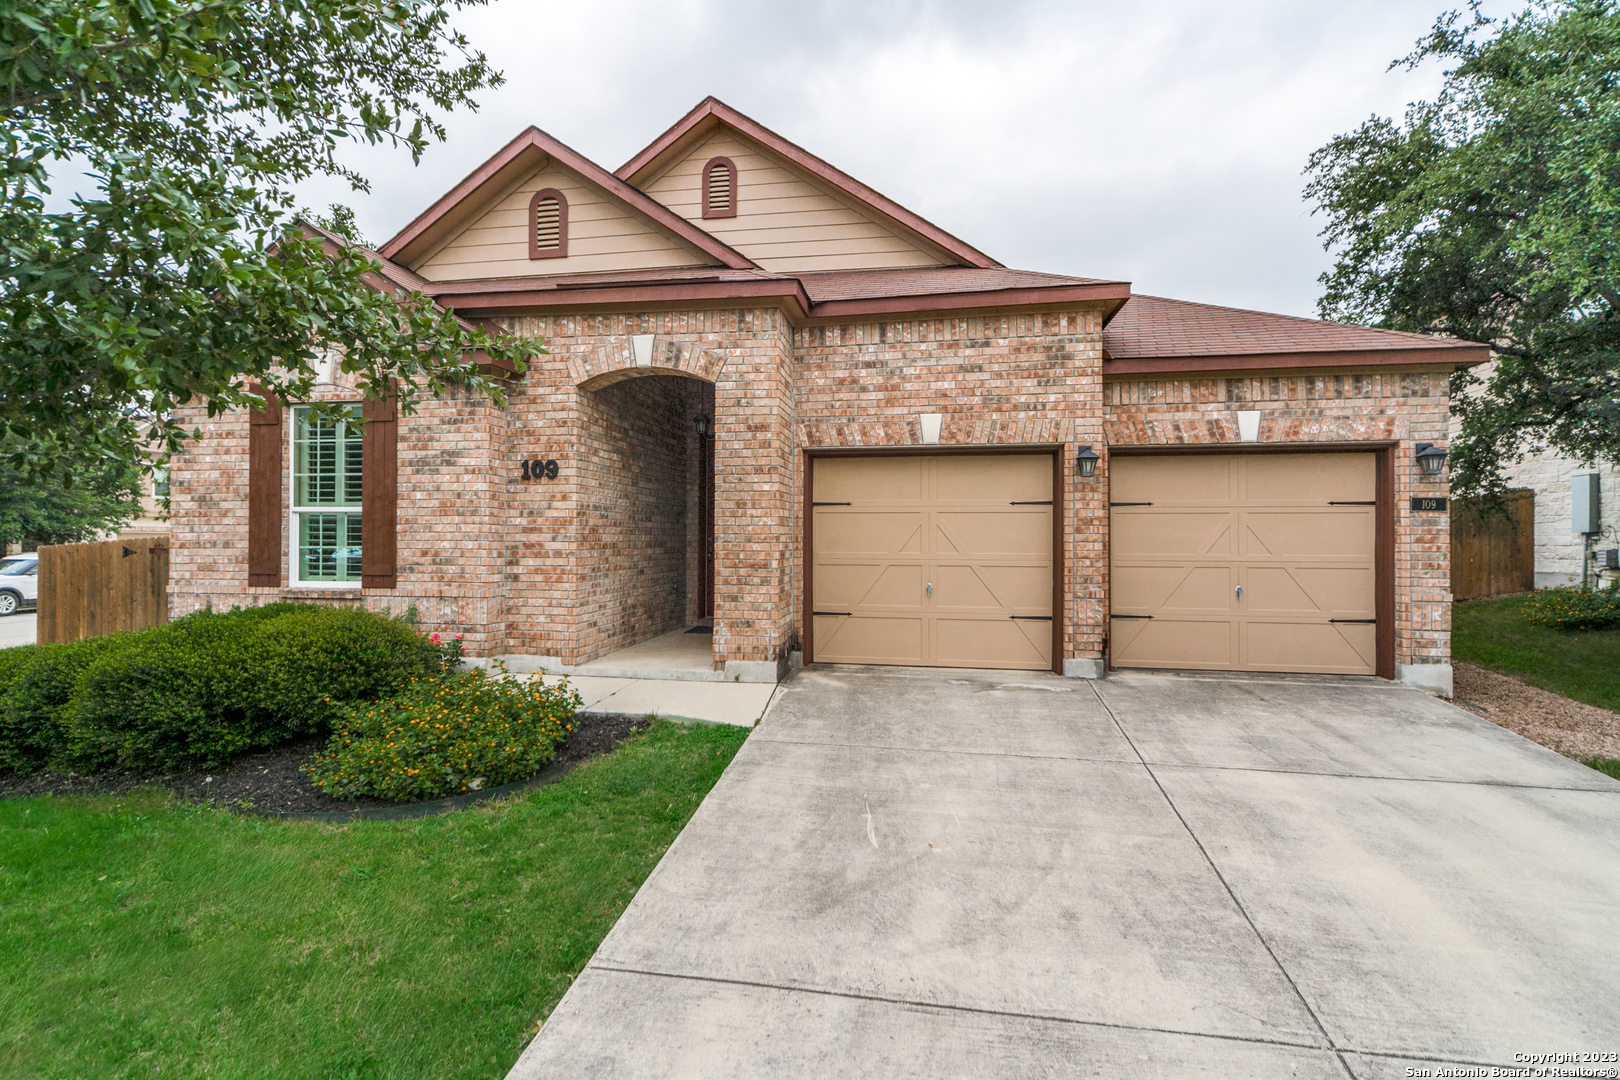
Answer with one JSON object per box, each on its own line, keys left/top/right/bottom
{"left": 1597, "top": 548, "right": 1620, "bottom": 570}
{"left": 1573, "top": 471, "right": 1601, "bottom": 534}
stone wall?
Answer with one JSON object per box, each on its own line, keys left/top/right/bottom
{"left": 1500, "top": 449, "right": 1620, "bottom": 587}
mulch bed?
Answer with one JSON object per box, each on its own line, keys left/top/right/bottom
{"left": 0, "top": 712, "right": 649, "bottom": 813}
{"left": 1452, "top": 662, "right": 1620, "bottom": 762}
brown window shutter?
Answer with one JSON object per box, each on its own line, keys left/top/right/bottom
{"left": 361, "top": 389, "right": 398, "bottom": 589}
{"left": 246, "top": 382, "right": 283, "bottom": 587}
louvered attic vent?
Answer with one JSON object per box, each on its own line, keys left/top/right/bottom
{"left": 702, "top": 157, "right": 737, "bottom": 219}
{"left": 528, "top": 188, "right": 567, "bottom": 259}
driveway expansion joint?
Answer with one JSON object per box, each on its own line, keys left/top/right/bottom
{"left": 1088, "top": 682, "right": 1351, "bottom": 1073}
{"left": 586, "top": 964, "right": 1336, "bottom": 1054}
{"left": 1140, "top": 758, "right": 1620, "bottom": 792}
{"left": 749, "top": 734, "right": 1142, "bottom": 766}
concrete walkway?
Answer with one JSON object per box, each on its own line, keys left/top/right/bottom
{"left": 538, "top": 671, "right": 776, "bottom": 727}
{"left": 509, "top": 667, "right": 1620, "bottom": 1078}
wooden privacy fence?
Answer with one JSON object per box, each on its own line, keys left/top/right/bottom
{"left": 1451, "top": 489, "right": 1535, "bottom": 601}
{"left": 38, "top": 536, "right": 170, "bottom": 645}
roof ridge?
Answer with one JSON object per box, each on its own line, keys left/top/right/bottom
{"left": 616, "top": 97, "right": 1002, "bottom": 270}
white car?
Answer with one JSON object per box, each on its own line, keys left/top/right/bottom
{"left": 0, "top": 552, "right": 38, "bottom": 616}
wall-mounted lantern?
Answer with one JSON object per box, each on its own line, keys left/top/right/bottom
{"left": 1414, "top": 442, "right": 1447, "bottom": 477}
{"left": 694, "top": 414, "right": 711, "bottom": 437}
{"left": 1076, "top": 445, "right": 1100, "bottom": 478}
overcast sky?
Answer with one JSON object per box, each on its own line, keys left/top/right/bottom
{"left": 294, "top": 0, "right": 1517, "bottom": 319}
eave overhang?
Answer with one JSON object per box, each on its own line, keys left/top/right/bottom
{"left": 1102, "top": 344, "right": 1492, "bottom": 377}
{"left": 425, "top": 277, "right": 1131, "bottom": 325}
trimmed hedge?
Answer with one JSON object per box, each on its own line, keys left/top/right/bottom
{"left": 0, "top": 604, "right": 440, "bottom": 774}
{"left": 1524, "top": 585, "right": 1620, "bottom": 631}
{"left": 0, "top": 636, "right": 129, "bottom": 771}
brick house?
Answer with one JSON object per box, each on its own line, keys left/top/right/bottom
{"left": 168, "top": 98, "right": 1487, "bottom": 695}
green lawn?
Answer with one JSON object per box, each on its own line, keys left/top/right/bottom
{"left": 0, "top": 721, "right": 748, "bottom": 1080}
{"left": 1453, "top": 593, "right": 1620, "bottom": 713}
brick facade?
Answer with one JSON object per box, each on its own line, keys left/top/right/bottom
{"left": 169, "top": 318, "right": 1458, "bottom": 680}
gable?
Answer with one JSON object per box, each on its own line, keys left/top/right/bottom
{"left": 638, "top": 129, "right": 954, "bottom": 274}
{"left": 412, "top": 162, "right": 711, "bottom": 282}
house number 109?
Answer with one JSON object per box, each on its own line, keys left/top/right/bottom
{"left": 522, "top": 458, "right": 559, "bottom": 480}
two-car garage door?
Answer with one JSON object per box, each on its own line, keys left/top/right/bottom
{"left": 806, "top": 450, "right": 1380, "bottom": 676}
{"left": 1109, "top": 453, "right": 1379, "bottom": 675}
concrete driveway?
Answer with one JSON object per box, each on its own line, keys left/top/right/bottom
{"left": 510, "top": 667, "right": 1620, "bottom": 1079}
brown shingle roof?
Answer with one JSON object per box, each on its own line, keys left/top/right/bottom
{"left": 1104, "top": 294, "right": 1490, "bottom": 372}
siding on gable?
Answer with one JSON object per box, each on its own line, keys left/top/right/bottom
{"left": 414, "top": 164, "right": 709, "bottom": 281}
{"left": 641, "top": 131, "right": 950, "bottom": 273}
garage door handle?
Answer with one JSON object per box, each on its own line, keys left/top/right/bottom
{"left": 1110, "top": 614, "right": 1153, "bottom": 619}
{"left": 1235, "top": 585, "right": 1242, "bottom": 600}
{"left": 813, "top": 610, "right": 852, "bottom": 617}
{"left": 1329, "top": 618, "right": 1377, "bottom": 624}
{"left": 1008, "top": 615, "right": 1052, "bottom": 621}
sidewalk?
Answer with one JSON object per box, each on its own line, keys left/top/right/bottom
{"left": 537, "top": 672, "right": 776, "bottom": 727}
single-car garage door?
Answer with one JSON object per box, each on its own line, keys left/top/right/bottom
{"left": 1110, "top": 453, "right": 1378, "bottom": 675}
{"left": 810, "top": 454, "right": 1054, "bottom": 670}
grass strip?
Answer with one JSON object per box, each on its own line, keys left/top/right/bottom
{"left": 1452, "top": 594, "right": 1620, "bottom": 714}
{"left": 1580, "top": 756, "right": 1620, "bottom": 781}
{"left": 0, "top": 720, "right": 748, "bottom": 1080}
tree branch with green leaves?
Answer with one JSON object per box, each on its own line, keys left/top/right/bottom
{"left": 1, "top": 0, "right": 542, "bottom": 478}
{"left": 1305, "top": 0, "right": 1620, "bottom": 497}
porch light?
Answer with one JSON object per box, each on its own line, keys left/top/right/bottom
{"left": 1076, "top": 445, "right": 1100, "bottom": 478}
{"left": 694, "top": 414, "right": 711, "bottom": 436}
{"left": 1414, "top": 442, "right": 1447, "bottom": 476}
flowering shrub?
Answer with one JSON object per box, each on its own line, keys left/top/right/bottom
{"left": 1523, "top": 585, "right": 1620, "bottom": 631}
{"left": 304, "top": 666, "right": 583, "bottom": 802}
{"left": 428, "top": 631, "right": 465, "bottom": 669}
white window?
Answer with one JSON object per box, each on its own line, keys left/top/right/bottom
{"left": 290, "top": 405, "right": 362, "bottom": 587}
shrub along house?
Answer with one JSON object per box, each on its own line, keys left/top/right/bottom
{"left": 168, "top": 98, "right": 1488, "bottom": 695}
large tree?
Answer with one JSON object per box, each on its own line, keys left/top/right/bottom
{"left": 0, "top": 439, "right": 142, "bottom": 548}
{"left": 0, "top": 0, "right": 539, "bottom": 479}
{"left": 1306, "top": 0, "right": 1620, "bottom": 496}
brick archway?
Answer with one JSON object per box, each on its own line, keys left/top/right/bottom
{"left": 570, "top": 339, "right": 726, "bottom": 390}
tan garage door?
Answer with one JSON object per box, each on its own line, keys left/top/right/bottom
{"left": 810, "top": 454, "right": 1054, "bottom": 670}
{"left": 1110, "top": 453, "right": 1378, "bottom": 675}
